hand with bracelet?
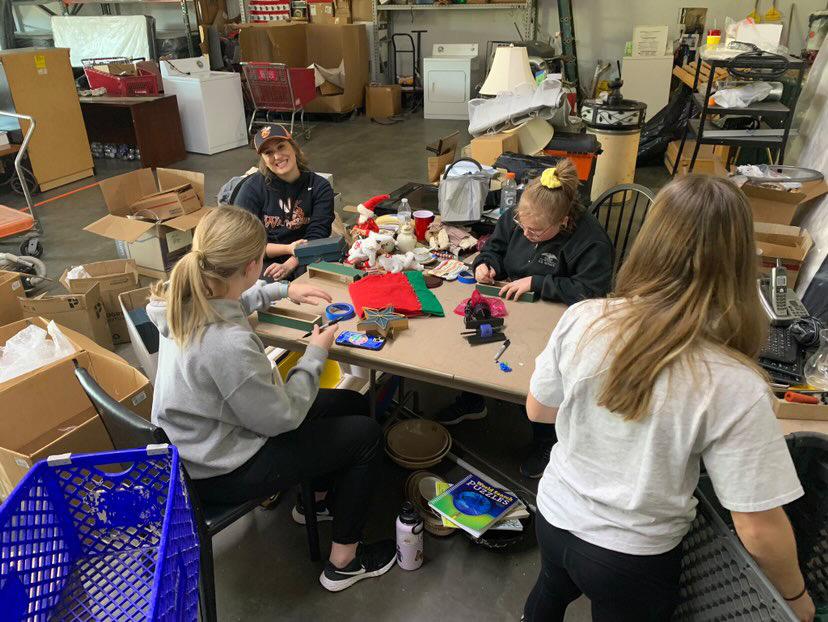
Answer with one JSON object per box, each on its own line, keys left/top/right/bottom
{"left": 784, "top": 583, "right": 815, "bottom": 622}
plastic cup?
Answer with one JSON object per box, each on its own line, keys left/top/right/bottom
{"left": 413, "top": 210, "right": 435, "bottom": 241}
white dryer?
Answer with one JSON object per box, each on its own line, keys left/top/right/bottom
{"left": 161, "top": 56, "right": 248, "bottom": 155}
{"left": 423, "top": 44, "right": 478, "bottom": 120}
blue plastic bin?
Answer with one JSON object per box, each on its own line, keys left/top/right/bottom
{"left": 0, "top": 445, "right": 200, "bottom": 621}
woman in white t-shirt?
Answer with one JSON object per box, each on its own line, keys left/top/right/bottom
{"left": 523, "top": 174, "right": 814, "bottom": 622}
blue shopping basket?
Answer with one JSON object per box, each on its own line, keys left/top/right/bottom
{"left": 0, "top": 445, "right": 200, "bottom": 621}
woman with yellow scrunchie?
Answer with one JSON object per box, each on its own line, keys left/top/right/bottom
{"left": 435, "top": 159, "right": 614, "bottom": 478}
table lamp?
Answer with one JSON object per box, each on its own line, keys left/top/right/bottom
{"left": 480, "top": 45, "right": 535, "bottom": 96}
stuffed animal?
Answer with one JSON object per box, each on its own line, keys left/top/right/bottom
{"left": 347, "top": 231, "right": 396, "bottom": 267}
{"left": 378, "top": 252, "right": 423, "bottom": 274}
{"left": 351, "top": 194, "right": 390, "bottom": 239}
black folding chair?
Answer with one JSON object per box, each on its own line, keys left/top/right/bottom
{"left": 73, "top": 366, "right": 320, "bottom": 622}
{"left": 589, "top": 183, "right": 656, "bottom": 272}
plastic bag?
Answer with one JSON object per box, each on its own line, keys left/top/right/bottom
{"left": 66, "top": 264, "right": 92, "bottom": 280}
{"left": 637, "top": 85, "right": 697, "bottom": 163}
{"left": 711, "top": 82, "right": 773, "bottom": 108}
{"left": 0, "top": 321, "right": 76, "bottom": 383}
{"left": 438, "top": 159, "right": 489, "bottom": 223}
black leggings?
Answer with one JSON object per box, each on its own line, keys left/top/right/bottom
{"left": 193, "top": 389, "right": 380, "bottom": 545}
{"left": 524, "top": 514, "right": 682, "bottom": 622}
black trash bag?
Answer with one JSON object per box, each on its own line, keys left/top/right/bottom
{"left": 637, "top": 83, "right": 697, "bottom": 164}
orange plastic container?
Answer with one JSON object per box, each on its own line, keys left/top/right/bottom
{"left": 0, "top": 204, "right": 34, "bottom": 238}
{"left": 542, "top": 149, "right": 597, "bottom": 182}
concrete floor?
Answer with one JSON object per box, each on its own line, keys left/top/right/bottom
{"left": 0, "top": 113, "right": 670, "bottom": 621}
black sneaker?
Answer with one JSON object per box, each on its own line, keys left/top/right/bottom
{"left": 519, "top": 441, "right": 553, "bottom": 479}
{"left": 319, "top": 540, "right": 397, "bottom": 592}
{"left": 435, "top": 393, "right": 487, "bottom": 426}
{"left": 291, "top": 493, "right": 333, "bottom": 525}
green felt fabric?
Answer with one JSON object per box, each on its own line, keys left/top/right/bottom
{"left": 405, "top": 270, "right": 444, "bottom": 317}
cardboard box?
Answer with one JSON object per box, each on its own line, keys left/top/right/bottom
{"left": 60, "top": 259, "right": 140, "bottom": 346}
{"left": 351, "top": 0, "right": 372, "bottom": 21}
{"left": 0, "top": 48, "right": 93, "bottom": 192}
{"left": 319, "top": 80, "right": 344, "bottom": 96}
{"left": 365, "top": 84, "right": 401, "bottom": 119}
{"left": 0, "top": 317, "right": 152, "bottom": 496}
{"left": 741, "top": 180, "right": 828, "bottom": 226}
{"left": 470, "top": 132, "right": 520, "bottom": 167}
{"left": 239, "top": 23, "right": 370, "bottom": 114}
{"left": 119, "top": 287, "right": 159, "bottom": 382}
{"left": 309, "top": 1, "right": 335, "bottom": 23}
{"left": 754, "top": 222, "right": 814, "bottom": 287}
{"left": 129, "top": 184, "right": 202, "bottom": 221}
{"left": 774, "top": 398, "right": 828, "bottom": 422}
{"left": 84, "top": 168, "right": 209, "bottom": 278}
{"left": 19, "top": 283, "right": 114, "bottom": 350}
{"left": 0, "top": 271, "right": 24, "bottom": 326}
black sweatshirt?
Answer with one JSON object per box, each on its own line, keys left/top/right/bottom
{"left": 234, "top": 171, "right": 334, "bottom": 246}
{"left": 473, "top": 208, "right": 614, "bottom": 305}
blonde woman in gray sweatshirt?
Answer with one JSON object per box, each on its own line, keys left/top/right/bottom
{"left": 149, "top": 206, "right": 397, "bottom": 592}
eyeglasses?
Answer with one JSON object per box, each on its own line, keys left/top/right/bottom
{"left": 513, "top": 214, "right": 558, "bottom": 237}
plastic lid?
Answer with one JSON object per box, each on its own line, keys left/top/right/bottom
{"left": 399, "top": 501, "right": 420, "bottom": 525}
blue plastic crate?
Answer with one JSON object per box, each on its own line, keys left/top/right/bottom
{"left": 0, "top": 445, "right": 200, "bottom": 621}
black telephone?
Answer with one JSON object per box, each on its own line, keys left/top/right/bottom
{"left": 757, "top": 260, "right": 809, "bottom": 326}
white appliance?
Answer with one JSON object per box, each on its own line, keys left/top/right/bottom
{"left": 160, "top": 56, "right": 248, "bottom": 155}
{"left": 621, "top": 55, "right": 674, "bottom": 117}
{"left": 424, "top": 44, "right": 478, "bottom": 121}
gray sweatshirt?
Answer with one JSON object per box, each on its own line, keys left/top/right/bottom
{"left": 147, "top": 281, "right": 327, "bottom": 479}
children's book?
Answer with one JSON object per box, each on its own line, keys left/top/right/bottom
{"left": 428, "top": 474, "right": 520, "bottom": 538}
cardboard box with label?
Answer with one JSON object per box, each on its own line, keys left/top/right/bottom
{"left": 84, "top": 168, "right": 209, "bottom": 279}
{"left": 119, "top": 287, "right": 159, "bottom": 383}
{"left": 741, "top": 180, "right": 828, "bottom": 226}
{"left": 309, "top": 1, "right": 335, "bottom": 24}
{"left": 60, "top": 259, "right": 140, "bottom": 345}
{"left": 470, "top": 132, "right": 520, "bottom": 167}
{"left": 19, "top": 282, "right": 114, "bottom": 350}
{"left": 365, "top": 84, "right": 401, "bottom": 119}
{"left": 0, "top": 271, "right": 25, "bottom": 327}
{"left": 754, "top": 222, "right": 814, "bottom": 287}
{"left": 0, "top": 317, "right": 152, "bottom": 497}
{"left": 239, "top": 22, "right": 369, "bottom": 114}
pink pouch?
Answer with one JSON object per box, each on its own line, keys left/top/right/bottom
{"left": 453, "top": 293, "right": 508, "bottom": 317}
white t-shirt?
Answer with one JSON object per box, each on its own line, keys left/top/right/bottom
{"left": 530, "top": 298, "right": 803, "bottom": 556}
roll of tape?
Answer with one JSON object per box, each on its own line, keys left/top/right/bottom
{"left": 325, "top": 303, "right": 355, "bottom": 322}
{"left": 457, "top": 270, "right": 476, "bottom": 284}
{"left": 480, "top": 323, "right": 493, "bottom": 338}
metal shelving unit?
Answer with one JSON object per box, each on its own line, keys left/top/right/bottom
{"left": 672, "top": 52, "right": 806, "bottom": 173}
{"left": 10, "top": 0, "right": 198, "bottom": 56}
{"left": 370, "top": 1, "right": 536, "bottom": 83}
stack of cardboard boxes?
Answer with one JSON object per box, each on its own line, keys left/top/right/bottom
{"left": 84, "top": 168, "right": 208, "bottom": 281}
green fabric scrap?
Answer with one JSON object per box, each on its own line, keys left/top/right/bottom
{"left": 405, "top": 270, "right": 444, "bottom": 317}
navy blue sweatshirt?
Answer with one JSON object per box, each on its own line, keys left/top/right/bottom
{"left": 473, "top": 208, "right": 614, "bottom": 305}
{"left": 234, "top": 171, "right": 334, "bottom": 246}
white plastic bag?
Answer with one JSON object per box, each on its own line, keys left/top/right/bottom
{"left": 712, "top": 82, "right": 773, "bottom": 108}
{"left": 0, "top": 321, "right": 76, "bottom": 383}
{"left": 66, "top": 264, "right": 92, "bottom": 280}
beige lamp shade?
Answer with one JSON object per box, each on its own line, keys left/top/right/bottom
{"left": 480, "top": 45, "right": 535, "bottom": 96}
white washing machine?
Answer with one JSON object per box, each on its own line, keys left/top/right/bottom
{"left": 160, "top": 56, "right": 248, "bottom": 155}
{"left": 423, "top": 44, "right": 478, "bottom": 120}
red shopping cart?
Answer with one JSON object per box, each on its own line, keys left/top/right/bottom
{"left": 242, "top": 62, "right": 316, "bottom": 140}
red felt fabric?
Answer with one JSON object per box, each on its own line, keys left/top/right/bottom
{"left": 348, "top": 272, "right": 423, "bottom": 317}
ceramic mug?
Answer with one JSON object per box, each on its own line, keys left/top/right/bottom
{"left": 413, "top": 210, "right": 435, "bottom": 241}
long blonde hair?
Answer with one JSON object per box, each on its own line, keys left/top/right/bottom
{"left": 595, "top": 174, "right": 766, "bottom": 421}
{"left": 518, "top": 159, "right": 583, "bottom": 227}
{"left": 151, "top": 207, "right": 266, "bottom": 347}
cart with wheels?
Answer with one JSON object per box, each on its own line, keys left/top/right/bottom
{"left": 242, "top": 62, "right": 316, "bottom": 141}
{"left": 0, "top": 111, "right": 43, "bottom": 258}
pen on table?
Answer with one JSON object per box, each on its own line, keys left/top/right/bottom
{"left": 494, "top": 339, "right": 511, "bottom": 362}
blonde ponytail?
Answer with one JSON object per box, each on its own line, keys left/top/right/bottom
{"left": 151, "top": 206, "right": 267, "bottom": 347}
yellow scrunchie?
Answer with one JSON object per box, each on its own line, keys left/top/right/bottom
{"left": 541, "top": 167, "right": 561, "bottom": 189}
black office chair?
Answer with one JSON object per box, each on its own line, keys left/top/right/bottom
{"left": 589, "top": 183, "right": 656, "bottom": 272}
{"left": 73, "top": 366, "right": 320, "bottom": 622}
